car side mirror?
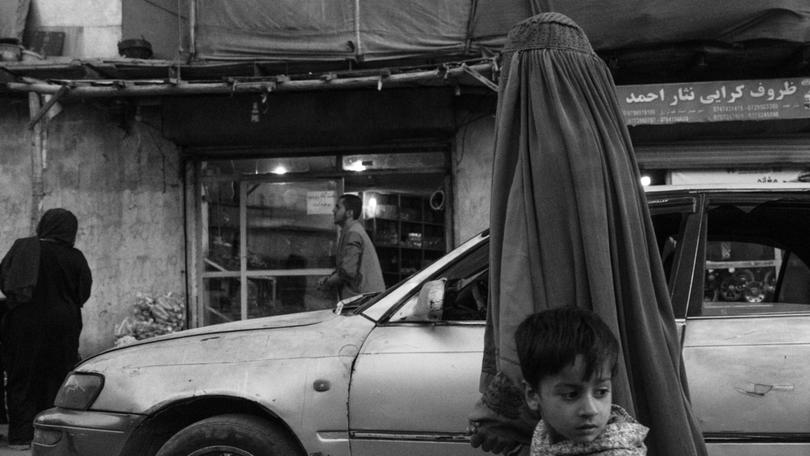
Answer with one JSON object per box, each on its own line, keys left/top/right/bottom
{"left": 413, "top": 278, "right": 447, "bottom": 321}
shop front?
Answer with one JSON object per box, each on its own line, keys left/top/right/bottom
{"left": 166, "top": 89, "right": 456, "bottom": 326}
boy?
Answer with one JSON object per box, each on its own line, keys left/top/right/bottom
{"left": 515, "top": 307, "right": 648, "bottom": 456}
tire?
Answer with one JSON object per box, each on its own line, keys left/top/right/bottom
{"left": 155, "top": 413, "right": 301, "bottom": 456}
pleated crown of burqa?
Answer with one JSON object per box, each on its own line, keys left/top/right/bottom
{"left": 484, "top": 12, "right": 707, "bottom": 456}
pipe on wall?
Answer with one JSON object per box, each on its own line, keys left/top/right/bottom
{"left": 27, "top": 92, "right": 46, "bottom": 231}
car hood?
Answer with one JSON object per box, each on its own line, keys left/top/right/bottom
{"left": 82, "top": 309, "right": 371, "bottom": 367}
{"left": 75, "top": 309, "right": 377, "bottom": 415}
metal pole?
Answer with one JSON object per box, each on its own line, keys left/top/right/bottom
{"left": 189, "top": 0, "right": 196, "bottom": 58}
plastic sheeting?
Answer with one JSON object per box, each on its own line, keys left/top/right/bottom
{"left": 195, "top": 0, "right": 810, "bottom": 62}
{"left": 0, "top": 0, "right": 30, "bottom": 42}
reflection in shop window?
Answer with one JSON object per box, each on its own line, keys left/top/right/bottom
{"left": 203, "top": 181, "right": 240, "bottom": 272}
{"left": 203, "top": 277, "right": 240, "bottom": 325}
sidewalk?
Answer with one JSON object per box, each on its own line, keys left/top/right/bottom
{"left": 0, "top": 425, "right": 31, "bottom": 456}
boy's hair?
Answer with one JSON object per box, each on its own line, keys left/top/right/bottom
{"left": 515, "top": 306, "right": 619, "bottom": 387}
{"left": 340, "top": 194, "right": 363, "bottom": 220}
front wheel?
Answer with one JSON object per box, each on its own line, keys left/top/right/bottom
{"left": 156, "top": 413, "right": 301, "bottom": 456}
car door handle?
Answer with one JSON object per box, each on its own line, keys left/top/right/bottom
{"left": 735, "top": 383, "right": 794, "bottom": 397}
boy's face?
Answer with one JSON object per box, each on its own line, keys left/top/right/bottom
{"left": 524, "top": 355, "right": 612, "bottom": 444}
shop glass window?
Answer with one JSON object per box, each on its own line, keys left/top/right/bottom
{"left": 204, "top": 181, "right": 240, "bottom": 273}
{"left": 202, "top": 277, "right": 241, "bottom": 325}
{"left": 201, "top": 177, "right": 340, "bottom": 324}
{"left": 197, "top": 150, "right": 450, "bottom": 326}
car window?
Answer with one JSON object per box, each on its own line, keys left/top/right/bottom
{"left": 696, "top": 199, "right": 810, "bottom": 316}
{"left": 389, "top": 201, "right": 693, "bottom": 323}
{"left": 389, "top": 241, "right": 488, "bottom": 322}
{"left": 651, "top": 211, "right": 687, "bottom": 290}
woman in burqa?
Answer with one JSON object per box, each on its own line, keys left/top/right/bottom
{"left": 0, "top": 208, "right": 92, "bottom": 447}
{"left": 468, "top": 13, "right": 707, "bottom": 456}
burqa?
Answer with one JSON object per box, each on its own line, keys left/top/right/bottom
{"left": 469, "top": 13, "right": 707, "bottom": 456}
{"left": 0, "top": 208, "right": 92, "bottom": 445}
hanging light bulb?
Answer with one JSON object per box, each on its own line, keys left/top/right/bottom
{"left": 345, "top": 160, "right": 366, "bottom": 172}
{"left": 367, "top": 196, "right": 378, "bottom": 217}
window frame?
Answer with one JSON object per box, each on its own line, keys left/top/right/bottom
{"left": 648, "top": 195, "right": 703, "bottom": 320}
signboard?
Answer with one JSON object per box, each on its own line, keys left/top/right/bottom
{"left": 670, "top": 169, "right": 806, "bottom": 185}
{"left": 616, "top": 78, "right": 810, "bottom": 125}
{"left": 306, "top": 190, "right": 335, "bottom": 215}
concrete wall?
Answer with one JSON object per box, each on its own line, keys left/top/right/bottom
{"left": 452, "top": 115, "right": 495, "bottom": 245}
{"left": 0, "top": 99, "right": 184, "bottom": 357}
{"left": 26, "top": 0, "right": 121, "bottom": 58}
{"left": 0, "top": 99, "right": 35, "bottom": 244}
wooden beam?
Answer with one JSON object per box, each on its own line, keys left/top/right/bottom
{"left": 4, "top": 62, "right": 497, "bottom": 99}
{"left": 26, "top": 84, "right": 69, "bottom": 129}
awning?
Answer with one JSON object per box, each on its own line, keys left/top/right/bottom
{"left": 194, "top": 0, "right": 810, "bottom": 62}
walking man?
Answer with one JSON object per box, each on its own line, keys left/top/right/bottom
{"left": 319, "top": 194, "right": 385, "bottom": 300}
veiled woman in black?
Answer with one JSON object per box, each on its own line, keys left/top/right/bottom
{"left": 0, "top": 208, "right": 92, "bottom": 447}
{"left": 469, "top": 13, "right": 706, "bottom": 456}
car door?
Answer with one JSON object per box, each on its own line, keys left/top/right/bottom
{"left": 347, "top": 195, "right": 702, "bottom": 456}
{"left": 348, "top": 241, "right": 489, "bottom": 456}
{"left": 681, "top": 191, "right": 810, "bottom": 456}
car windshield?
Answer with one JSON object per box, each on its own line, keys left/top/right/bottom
{"left": 353, "top": 284, "right": 405, "bottom": 314}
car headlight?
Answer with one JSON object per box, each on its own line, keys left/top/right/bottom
{"left": 54, "top": 372, "right": 104, "bottom": 410}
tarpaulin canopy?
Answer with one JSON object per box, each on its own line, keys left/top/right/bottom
{"left": 195, "top": 0, "right": 810, "bottom": 62}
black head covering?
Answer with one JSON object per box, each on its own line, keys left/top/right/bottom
{"left": 37, "top": 208, "right": 78, "bottom": 246}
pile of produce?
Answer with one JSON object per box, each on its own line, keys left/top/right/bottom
{"left": 114, "top": 292, "right": 186, "bottom": 346}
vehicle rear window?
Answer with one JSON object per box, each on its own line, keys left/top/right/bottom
{"left": 698, "top": 199, "right": 810, "bottom": 316}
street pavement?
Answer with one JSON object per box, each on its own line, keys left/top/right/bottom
{"left": 0, "top": 425, "right": 31, "bottom": 456}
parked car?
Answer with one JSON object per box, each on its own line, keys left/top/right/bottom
{"left": 33, "top": 184, "right": 810, "bottom": 456}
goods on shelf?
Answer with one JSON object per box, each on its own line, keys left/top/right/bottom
{"left": 404, "top": 232, "right": 422, "bottom": 248}
{"left": 363, "top": 191, "right": 446, "bottom": 286}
